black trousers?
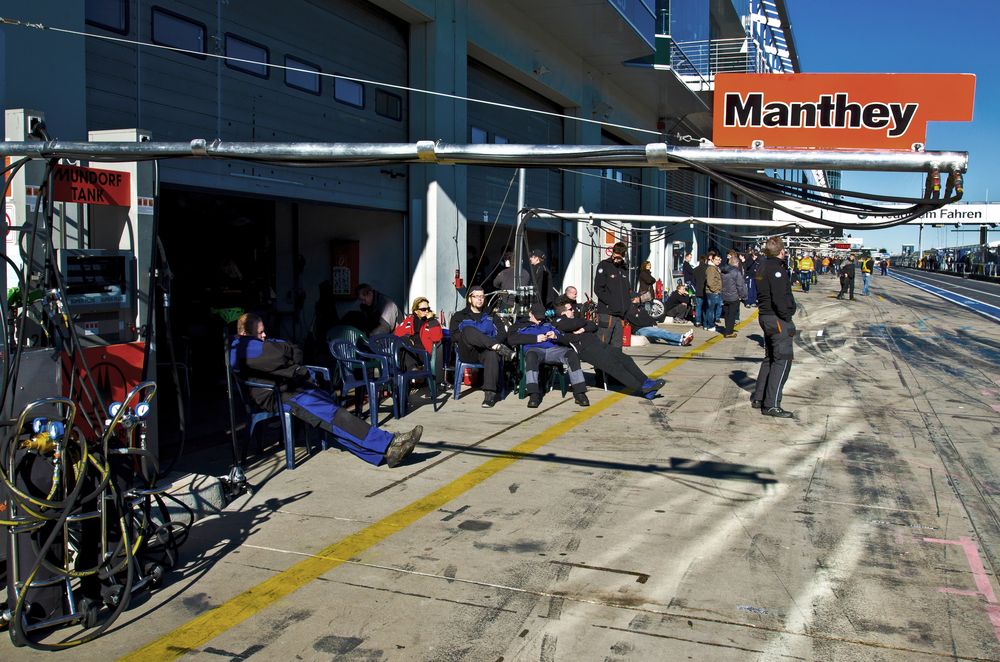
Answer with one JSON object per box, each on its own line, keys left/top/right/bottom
{"left": 665, "top": 302, "right": 689, "bottom": 320}
{"left": 722, "top": 300, "right": 740, "bottom": 335}
{"left": 751, "top": 314, "right": 795, "bottom": 409}
{"left": 595, "top": 313, "right": 624, "bottom": 347}
{"left": 400, "top": 338, "right": 445, "bottom": 384}
{"left": 838, "top": 276, "right": 855, "bottom": 298}
{"left": 577, "top": 341, "right": 646, "bottom": 391}
{"left": 456, "top": 327, "right": 502, "bottom": 393}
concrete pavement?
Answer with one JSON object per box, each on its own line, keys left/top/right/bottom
{"left": 3, "top": 270, "right": 999, "bottom": 660}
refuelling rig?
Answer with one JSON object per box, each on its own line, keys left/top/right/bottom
{"left": 0, "top": 110, "right": 190, "bottom": 650}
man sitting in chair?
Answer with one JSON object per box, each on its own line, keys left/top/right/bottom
{"left": 231, "top": 313, "right": 421, "bottom": 468}
{"left": 552, "top": 300, "right": 666, "bottom": 399}
{"left": 449, "top": 285, "right": 515, "bottom": 408}
{"left": 508, "top": 304, "right": 589, "bottom": 409}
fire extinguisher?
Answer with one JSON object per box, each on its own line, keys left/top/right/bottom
{"left": 454, "top": 269, "right": 463, "bottom": 289}
{"left": 654, "top": 278, "right": 664, "bottom": 300}
{"left": 622, "top": 321, "right": 632, "bottom": 347}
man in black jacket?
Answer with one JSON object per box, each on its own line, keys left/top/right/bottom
{"left": 663, "top": 281, "right": 692, "bottom": 323}
{"left": 837, "top": 255, "right": 856, "bottom": 300}
{"left": 231, "top": 313, "right": 421, "bottom": 467}
{"left": 449, "top": 286, "right": 515, "bottom": 408}
{"left": 528, "top": 249, "right": 556, "bottom": 309}
{"left": 593, "top": 242, "right": 635, "bottom": 347}
{"left": 553, "top": 300, "right": 665, "bottom": 399}
{"left": 750, "top": 237, "right": 797, "bottom": 419}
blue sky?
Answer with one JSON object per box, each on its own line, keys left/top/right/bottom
{"left": 784, "top": 0, "right": 1000, "bottom": 253}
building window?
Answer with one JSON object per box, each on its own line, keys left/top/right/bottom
{"left": 284, "top": 56, "right": 321, "bottom": 94}
{"left": 86, "top": 0, "right": 128, "bottom": 34}
{"left": 334, "top": 77, "right": 364, "bottom": 108}
{"left": 375, "top": 90, "right": 402, "bottom": 120}
{"left": 494, "top": 135, "right": 508, "bottom": 144}
{"left": 470, "top": 126, "right": 487, "bottom": 144}
{"left": 151, "top": 7, "right": 206, "bottom": 57}
{"left": 224, "top": 34, "right": 268, "bottom": 77}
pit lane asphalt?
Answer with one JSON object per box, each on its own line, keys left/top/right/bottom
{"left": 4, "top": 269, "right": 999, "bottom": 661}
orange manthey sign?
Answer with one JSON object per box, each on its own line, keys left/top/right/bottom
{"left": 712, "top": 73, "right": 975, "bottom": 150}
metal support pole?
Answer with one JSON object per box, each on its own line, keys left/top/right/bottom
{"left": 513, "top": 169, "right": 527, "bottom": 318}
{"left": 918, "top": 225, "right": 923, "bottom": 267}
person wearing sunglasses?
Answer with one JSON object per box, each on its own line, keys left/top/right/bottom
{"left": 394, "top": 296, "right": 445, "bottom": 385}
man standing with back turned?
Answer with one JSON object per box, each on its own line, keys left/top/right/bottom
{"left": 751, "top": 236, "right": 797, "bottom": 419}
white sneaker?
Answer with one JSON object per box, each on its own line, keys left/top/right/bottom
{"left": 681, "top": 330, "right": 694, "bottom": 346}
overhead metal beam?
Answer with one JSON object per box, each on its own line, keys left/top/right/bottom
{"left": 0, "top": 140, "right": 968, "bottom": 173}
{"left": 526, "top": 210, "right": 994, "bottom": 228}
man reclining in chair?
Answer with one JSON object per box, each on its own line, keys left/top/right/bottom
{"left": 231, "top": 313, "right": 421, "bottom": 468}
{"left": 508, "top": 304, "right": 590, "bottom": 409}
{"left": 552, "top": 299, "right": 666, "bottom": 399}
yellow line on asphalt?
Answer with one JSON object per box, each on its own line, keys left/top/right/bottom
{"left": 120, "top": 311, "right": 759, "bottom": 660}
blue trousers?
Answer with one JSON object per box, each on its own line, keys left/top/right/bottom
{"left": 288, "top": 388, "right": 393, "bottom": 465}
{"left": 704, "top": 294, "right": 722, "bottom": 328}
{"left": 634, "top": 327, "right": 684, "bottom": 345}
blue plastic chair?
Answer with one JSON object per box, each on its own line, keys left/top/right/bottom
{"left": 368, "top": 334, "right": 440, "bottom": 416}
{"left": 230, "top": 365, "right": 330, "bottom": 470}
{"left": 329, "top": 339, "right": 395, "bottom": 426}
{"left": 452, "top": 342, "right": 505, "bottom": 401}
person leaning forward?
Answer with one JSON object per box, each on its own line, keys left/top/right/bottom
{"left": 750, "top": 237, "right": 797, "bottom": 419}
{"left": 507, "top": 304, "right": 589, "bottom": 408}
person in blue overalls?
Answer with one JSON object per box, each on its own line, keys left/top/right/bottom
{"left": 231, "top": 313, "right": 421, "bottom": 467}
{"left": 508, "top": 304, "right": 589, "bottom": 409}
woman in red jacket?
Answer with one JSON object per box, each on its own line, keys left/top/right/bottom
{"left": 394, "top": 296, "right": 444, "bottom": 385}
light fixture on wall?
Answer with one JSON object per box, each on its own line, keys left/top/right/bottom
{"left": 533, "top": 63, "right": 550, "bottom": 77}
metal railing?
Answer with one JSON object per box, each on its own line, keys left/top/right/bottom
{"left": 672, "top": 37, "right": 769, "bottom": 80}
{"left": 667, "top": 42, "right": 711, "bottom": 92}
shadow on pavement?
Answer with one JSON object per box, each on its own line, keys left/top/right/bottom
{"left": 416, "top": 442, "right": 777, "bottom": 485}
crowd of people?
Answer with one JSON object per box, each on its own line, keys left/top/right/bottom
{"left": 232, "top": 237, "right": 894, "bottom": 469}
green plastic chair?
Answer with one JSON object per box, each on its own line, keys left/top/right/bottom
{"left": 516, "top": 347, "right": 568, "bottom": 400}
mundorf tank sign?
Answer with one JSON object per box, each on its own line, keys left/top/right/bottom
{"left": 713, "top": 73, "right": 975, "bottom": 150}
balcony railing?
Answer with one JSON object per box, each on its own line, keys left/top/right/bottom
{"left": 671, "top": 37, "right": 772, "bottom": 80}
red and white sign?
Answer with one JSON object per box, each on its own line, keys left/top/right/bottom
{"left": 52, "top": 164, "right": 131, "bottom": 206}
{"left": 713, "top": 73, "right": 975, "bottom": 150}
